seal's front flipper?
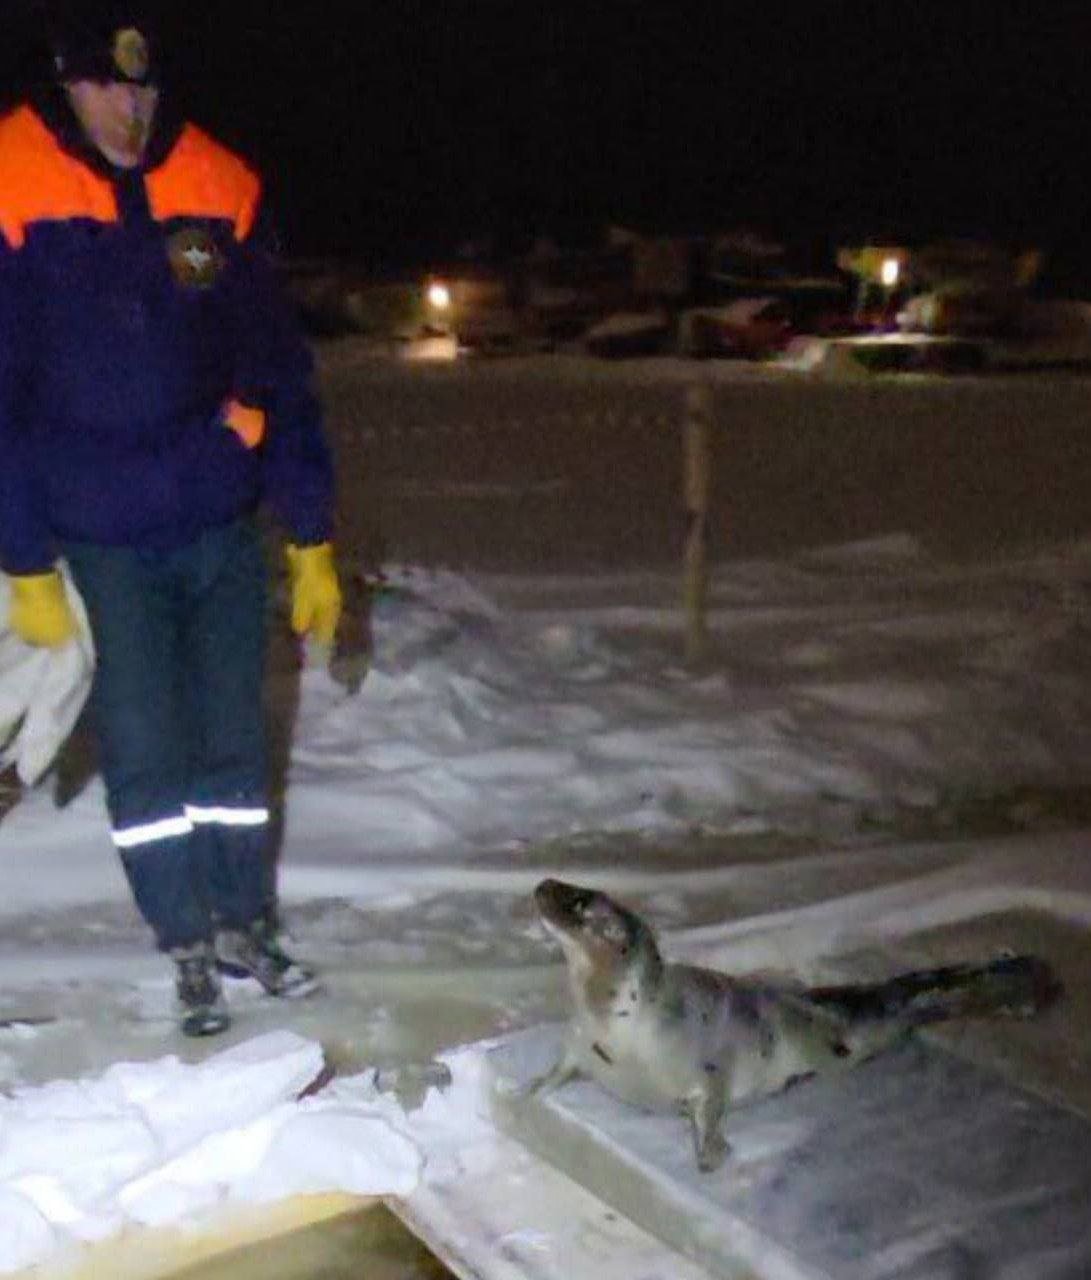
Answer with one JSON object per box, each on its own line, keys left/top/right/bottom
{"left": 511, "top": 1044, "right": 583, "bottom": 1100}
{"left": 689, "top": 1074, "right": 729, "bottom": 1173}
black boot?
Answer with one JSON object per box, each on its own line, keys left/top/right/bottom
{"left": 171, "top": 942, "right": 231, "bottom": 1036}
{"left": 214, "top": 920, "right": 319, "bottom": 998}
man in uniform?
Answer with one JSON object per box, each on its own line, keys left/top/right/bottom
{"left": 0, "top": 3, "right": 343, "bottom": 1035}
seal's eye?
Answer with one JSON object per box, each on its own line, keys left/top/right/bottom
{"left": 599, "top": 915, "right": 630, "bottom": 947}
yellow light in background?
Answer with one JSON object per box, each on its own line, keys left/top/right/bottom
{"left": 426, "top": 281, "right": 452, "bottom": 310}
{"left": 880, "top": 257, "right": 900, "bottom": 288}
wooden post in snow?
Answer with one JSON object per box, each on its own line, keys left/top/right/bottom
{"left": 683, "top": 382, "right": 712, "bottom": 666}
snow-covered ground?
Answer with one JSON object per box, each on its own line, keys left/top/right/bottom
{"left": 2, "top": 357, "right": 1091, "bottom": 1275}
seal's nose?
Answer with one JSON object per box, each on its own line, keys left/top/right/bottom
{"left": 533, "top": 878, "right": 565, "bottom": 909}
{"left": 535, "top": 878, "right": 590, "bottom": 922}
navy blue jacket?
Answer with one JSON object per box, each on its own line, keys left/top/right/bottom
{"left": 0, "top": 87, "right": 334, "bottom": 574}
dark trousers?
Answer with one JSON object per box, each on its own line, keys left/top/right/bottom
{"left": 65, "top": 519, "right": 271, "bottom": 951}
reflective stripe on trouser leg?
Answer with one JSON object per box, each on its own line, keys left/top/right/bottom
{"left": 111, "top": 813, "right": 213, "bottom": 951}
{"left": 187, "top": 804, "right": 270, "bottom": 932}
{"left": 182, "top": 521, "right": 272, "bottom": 932}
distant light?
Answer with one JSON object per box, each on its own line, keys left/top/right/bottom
{"left": 427, "top": 282, "right": 452, "bottom": 310}
{"left": 880, "top": 258, "right": 900, "bottom": 288}
{"left": 402, "top": 334, "right": 459, "bottom": 362}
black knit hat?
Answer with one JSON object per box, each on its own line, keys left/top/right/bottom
{"left": 48, "top": 2, "right": 161, "bottom": 84}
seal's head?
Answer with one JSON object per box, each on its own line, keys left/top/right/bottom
{"left": 534, "top": 879, "right": 659, "bottom": 987}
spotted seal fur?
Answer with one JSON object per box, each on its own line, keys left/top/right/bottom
{"left": 528, "top": 878, "right": 1060, "bottom": 1172}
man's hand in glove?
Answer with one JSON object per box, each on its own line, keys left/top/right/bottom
{"left": 7, "top": 571, "right": 79, "bottom": 648}
{"left": 286, "top": 542, "right": 342, "bottom": 647}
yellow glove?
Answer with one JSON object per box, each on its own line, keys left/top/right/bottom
{"left": 286, "top": 542, "right": 342, "bottom": 646}
{"left": 7, "top": 570, "right": 79, "bottom": 649}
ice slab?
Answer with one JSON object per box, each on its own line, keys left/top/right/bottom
{"left": 490, "top": 1024, "right": 1091, "bottom": 1280}
{"left": 393, "top": 1129, "right": 720, "bottom": 1280}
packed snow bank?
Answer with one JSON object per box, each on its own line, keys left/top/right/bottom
{"left": 280, "top": 540, "right": 1091, "bottom": 880}
{"left": 4, "top": 537, "right": 1091, "bottom": 918}
{"left": 0, "top": 1032, "right": 430, "bottom": 1274}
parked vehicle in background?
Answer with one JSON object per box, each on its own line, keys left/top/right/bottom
{"left": 677, "top": 296, "right": 794, "bottom": 359}
{"left": 282, "top": 260, "right": 428, "bottom": 340}
{"left": 583, "top": 309, "right": 673, "bottom": 358}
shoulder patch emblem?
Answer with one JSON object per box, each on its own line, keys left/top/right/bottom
{"left": 167, "top": 226, "right": 224, "bottom": 289}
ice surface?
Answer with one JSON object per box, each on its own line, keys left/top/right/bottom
{"left": 490, "top": 1025, "right": 1091, "bottom": 1280}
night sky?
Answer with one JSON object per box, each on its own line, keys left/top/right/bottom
{"left": 4, "top": 2, "right": 1090, "bottom": 285}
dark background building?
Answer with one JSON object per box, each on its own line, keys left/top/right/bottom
{"left": 3, "top": 2, "right": 1088, "bottom": 289}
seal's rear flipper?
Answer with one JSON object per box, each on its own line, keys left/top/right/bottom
{"left": 804, "top": 954, "right": 1062, "bottom": 1029}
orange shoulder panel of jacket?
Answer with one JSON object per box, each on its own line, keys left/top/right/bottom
{"left": 145, "top": 124, "right": 263, "bottom": 242}
{"left": 0, "top": 105, "right": 118, "bottom": 250}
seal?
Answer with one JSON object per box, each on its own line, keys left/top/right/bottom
{"left": 529, "top": 878, "right": 1061, "bottom": 1172}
